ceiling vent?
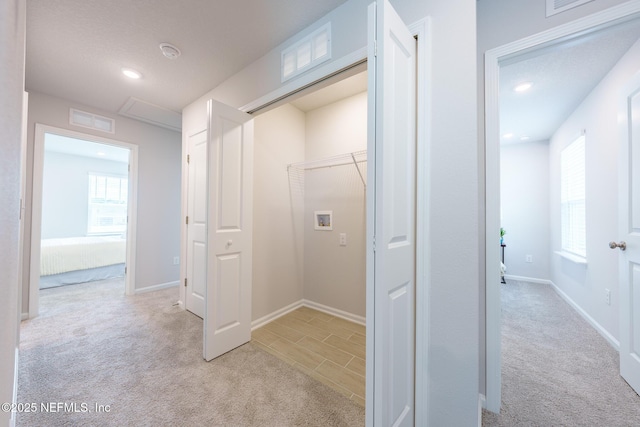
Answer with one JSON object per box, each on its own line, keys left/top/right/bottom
{"left": 546, "top": 0, "right": 594, "bottom": 17}
{"left": 119, "top": 97, "right": 182, "bottom": 132}
{"left": 281, "top": 23, "right": 331, "bottom": 82}
{"left": 69, "top": 108, "right": 115, "bottom": 134}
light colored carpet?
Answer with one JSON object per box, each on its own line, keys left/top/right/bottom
{"left": 17, "top": 279, "right": 365, "bottom": 426}
{"left": 483, "top": 280, "right": 640, "bottom": 426}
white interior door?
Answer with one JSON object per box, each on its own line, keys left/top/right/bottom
{"left": 185, "top": 130, "right": 207, "bottom": 318}
{"left": 204, "top": 99, "right": 254, "bottom": 361}
{"left": 618, "top": 72, "right": 640, "bottom": 394}
{"left": 367, "top": 1, "right": 416, "bottom": 425}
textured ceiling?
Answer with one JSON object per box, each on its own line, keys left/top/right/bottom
{"left": 26, "top": 0, "right": 349, "bottom": 123}
{"left": 500, "top": 18, "right": 640, "bottom": 144}
{"left": 27, "top": 1, "right": 640, "bottom": 139}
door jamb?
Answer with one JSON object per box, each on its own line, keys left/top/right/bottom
{"left": 483, "top": 1, "right": 640, "bottom": 413}
{"left": 29, "top": 123, "right": 138, "bottom": 317}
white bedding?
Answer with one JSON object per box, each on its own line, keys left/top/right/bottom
{"left": 40, "top": 236, "right": 126, "bottom": 276}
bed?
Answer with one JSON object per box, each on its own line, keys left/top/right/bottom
{"left": 40, "top": 236, "right": 126, "bottom": 288}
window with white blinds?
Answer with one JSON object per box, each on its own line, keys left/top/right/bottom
{"left": 88, "top": 174, "right": 128, "bottom": 234}
{"left": 560, "top": 135, "right": 586, "bottom": 258}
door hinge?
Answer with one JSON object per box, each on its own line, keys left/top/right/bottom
{"left": 186, "top": 216, "right": 189, "bottom": 225}
{"left": 372, "top": 235, "right": 376, "bottom": 252}
{"left": 128, "top": 164, "right": 131, "bottom": 172}
{"left": 374, "top": 40, "right": 378, "bottom": 57}
{"left": 187, "top": 154, "right": 190, "bottom": 164}
{"left": 125, "top": 266, "right": 127, "bottom": 274}
{"left": 184, "top": 278, "right": 187, "bottom": 287}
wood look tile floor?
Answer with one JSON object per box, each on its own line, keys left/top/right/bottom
{"left": 251, "top": 307, "right": 366, "bottom": 406}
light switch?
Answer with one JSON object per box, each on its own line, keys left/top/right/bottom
{"left": 339, "top": 233, "right": 347, "bottom": 246}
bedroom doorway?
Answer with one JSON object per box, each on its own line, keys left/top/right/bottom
{"left": 484, "top": 6, "right": 640, "bottom": 412}
{"left": 29, "top": 124, "right": 138, "bottom": 318}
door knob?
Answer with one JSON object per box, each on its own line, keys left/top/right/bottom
{"left": 609, "top": 241, "right": 627, "bottom": 251}
{"left": 227, "top": 240, "right": 233, "bottom": 247}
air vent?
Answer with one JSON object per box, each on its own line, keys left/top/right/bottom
{"left": 546, "top": 0, "right": 594, "bottom": 17}
{"left": 281, "top": 23, "right": 331, "bottom": 82}
{"left": 69, "top": 108, "right": 115, "bottom": 133}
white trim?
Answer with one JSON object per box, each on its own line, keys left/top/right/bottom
{"left": 484, "top": 1, "right": 640, "bottom": 413}
{"left": 20, "top": 312, "right": 28, "bottom": 321}
{"left": 249, "top": 299, "right": 365, "bottom": 330}
{"left": 478, "top": 394, "right": 486, "bottom": 427}
{"left": 133, "top": 281, "right": 179, "bottom": 295}
{"left": 250, "top": 300, "right": 304, "bottom": 330}
{"left": 11, "top": 347, "right": 18, "bottom": 427}
{"left": 503, "top": 275, "right": 552, "bottom": 285}
{"left": 302, "top": 299, "right": 366, "bottom": 326}
{"left": 549, "top": 281, "right": 620, "bottom": 350}
{"left": 29, "top": 124, "right": 139, "bottom": 318}
{"left": 240, "top": 47, "right": 367, "bottom": 113}
{"left": 411, "top": 16, "right": 431, "bottom": 427}
{"left": 554, "top": 250, "right": 588, "bottom": 265}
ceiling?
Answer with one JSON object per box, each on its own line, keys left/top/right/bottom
{"left": 500, "top": 18, "right": 640, "bottom": 145}
{"left": 26, "top": 0, "right": 349, "bottom": 130}
{"left": 26, "top": 1, "right": 640, "bottom": 141}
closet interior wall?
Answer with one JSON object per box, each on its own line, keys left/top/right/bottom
{"left": 253, "top": 90, "right": 367, "bottom": 322}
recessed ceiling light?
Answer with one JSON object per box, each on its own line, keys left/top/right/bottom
{"left": 514, "top": 82, "right": 533, "bottom": 92}
{"left": 520, "top": 136, "right": 530, "bottom": 141}
{"left": 159, "top": 43, "right": 181, "bottom": 60}
{"left": 97, "top": 151, "right": 106, "bottom": 156}
{"left": 502, "top": 133, "right": 514, "bottom": 139}
{"left": 122, "top": 68, "right": 142, "bottom": 79}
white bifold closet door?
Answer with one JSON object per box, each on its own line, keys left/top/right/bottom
{"left": 367, "top": 0, "right": 417, "bottom": 425}
{"left": 203, "top": 100, "right": 254, "bottom": 361}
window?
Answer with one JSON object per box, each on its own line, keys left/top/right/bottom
{"left": 88, "top": 174, "right": 128, "bottom": 234}
{"left": 281, "top": 23, "right": 331, "bottom": 82}
{"left": 560, "top": 135, "right": 586, "bottom": 258}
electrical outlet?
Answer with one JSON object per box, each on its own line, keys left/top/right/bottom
{"left": 339, "top": 233, "right": 347, "bottom": 246}
{"left": 605, "top": 289, "right": 611, "bottom": 305}
{"left": 173, "top": 256, "right": 180, "bottom": 265}
{"left": 525, "top": 254, "right": 533, "bottom": 263}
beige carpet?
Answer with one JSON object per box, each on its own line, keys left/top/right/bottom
{"left": 483, "top": 280, "right": 640, "bottom": 426}
{"left": 17, "top": 279, "right": 365, "bottom": 426}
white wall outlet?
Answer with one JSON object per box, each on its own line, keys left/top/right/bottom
{"left": 339, "top": 233, "right": 347, "bottom": 246}
{"left": 605, "top": 289, "right": 611, "bottom": 305}
{"left": 525, "top": 254, "right": 533, "bottom": 263}
{"left": 173, "top": 256, "right": 180, "bottom": 265}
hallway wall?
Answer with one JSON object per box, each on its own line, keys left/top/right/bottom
{"left": 549, "top": 37, "right": 640, "bottom": 345}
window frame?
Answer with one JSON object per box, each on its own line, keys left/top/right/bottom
{"left": 560, "top": 134, "right": 586, "bottom": 260}
{"left": 87, "top": 172, "right": 129, "bottom": 235}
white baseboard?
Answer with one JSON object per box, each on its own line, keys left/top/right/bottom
{"left": 503, "top": 274, "right": 551, "bottom": 285}
{"left": 11, "top": 347, "right": 18, "bottom": 427}
{"left": 250, "top": 299, "right": 366, "bottom": 330}
{"left": 302, "top": 299, "right": 366, "bottom": 326}
{"left": 479, "top": 393, "right": 487, "bottom": 424}
{"left": 549, "top": 281, "right": 620, "bottom": 351}
{"left": 134, "top": 281, "right": 179, "bottom": 294}
{"left": 251, "top": 300, "right": 303, "bottom": 330}
{"left": 21, "top": 312, "right": 29, "bottom": 321}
